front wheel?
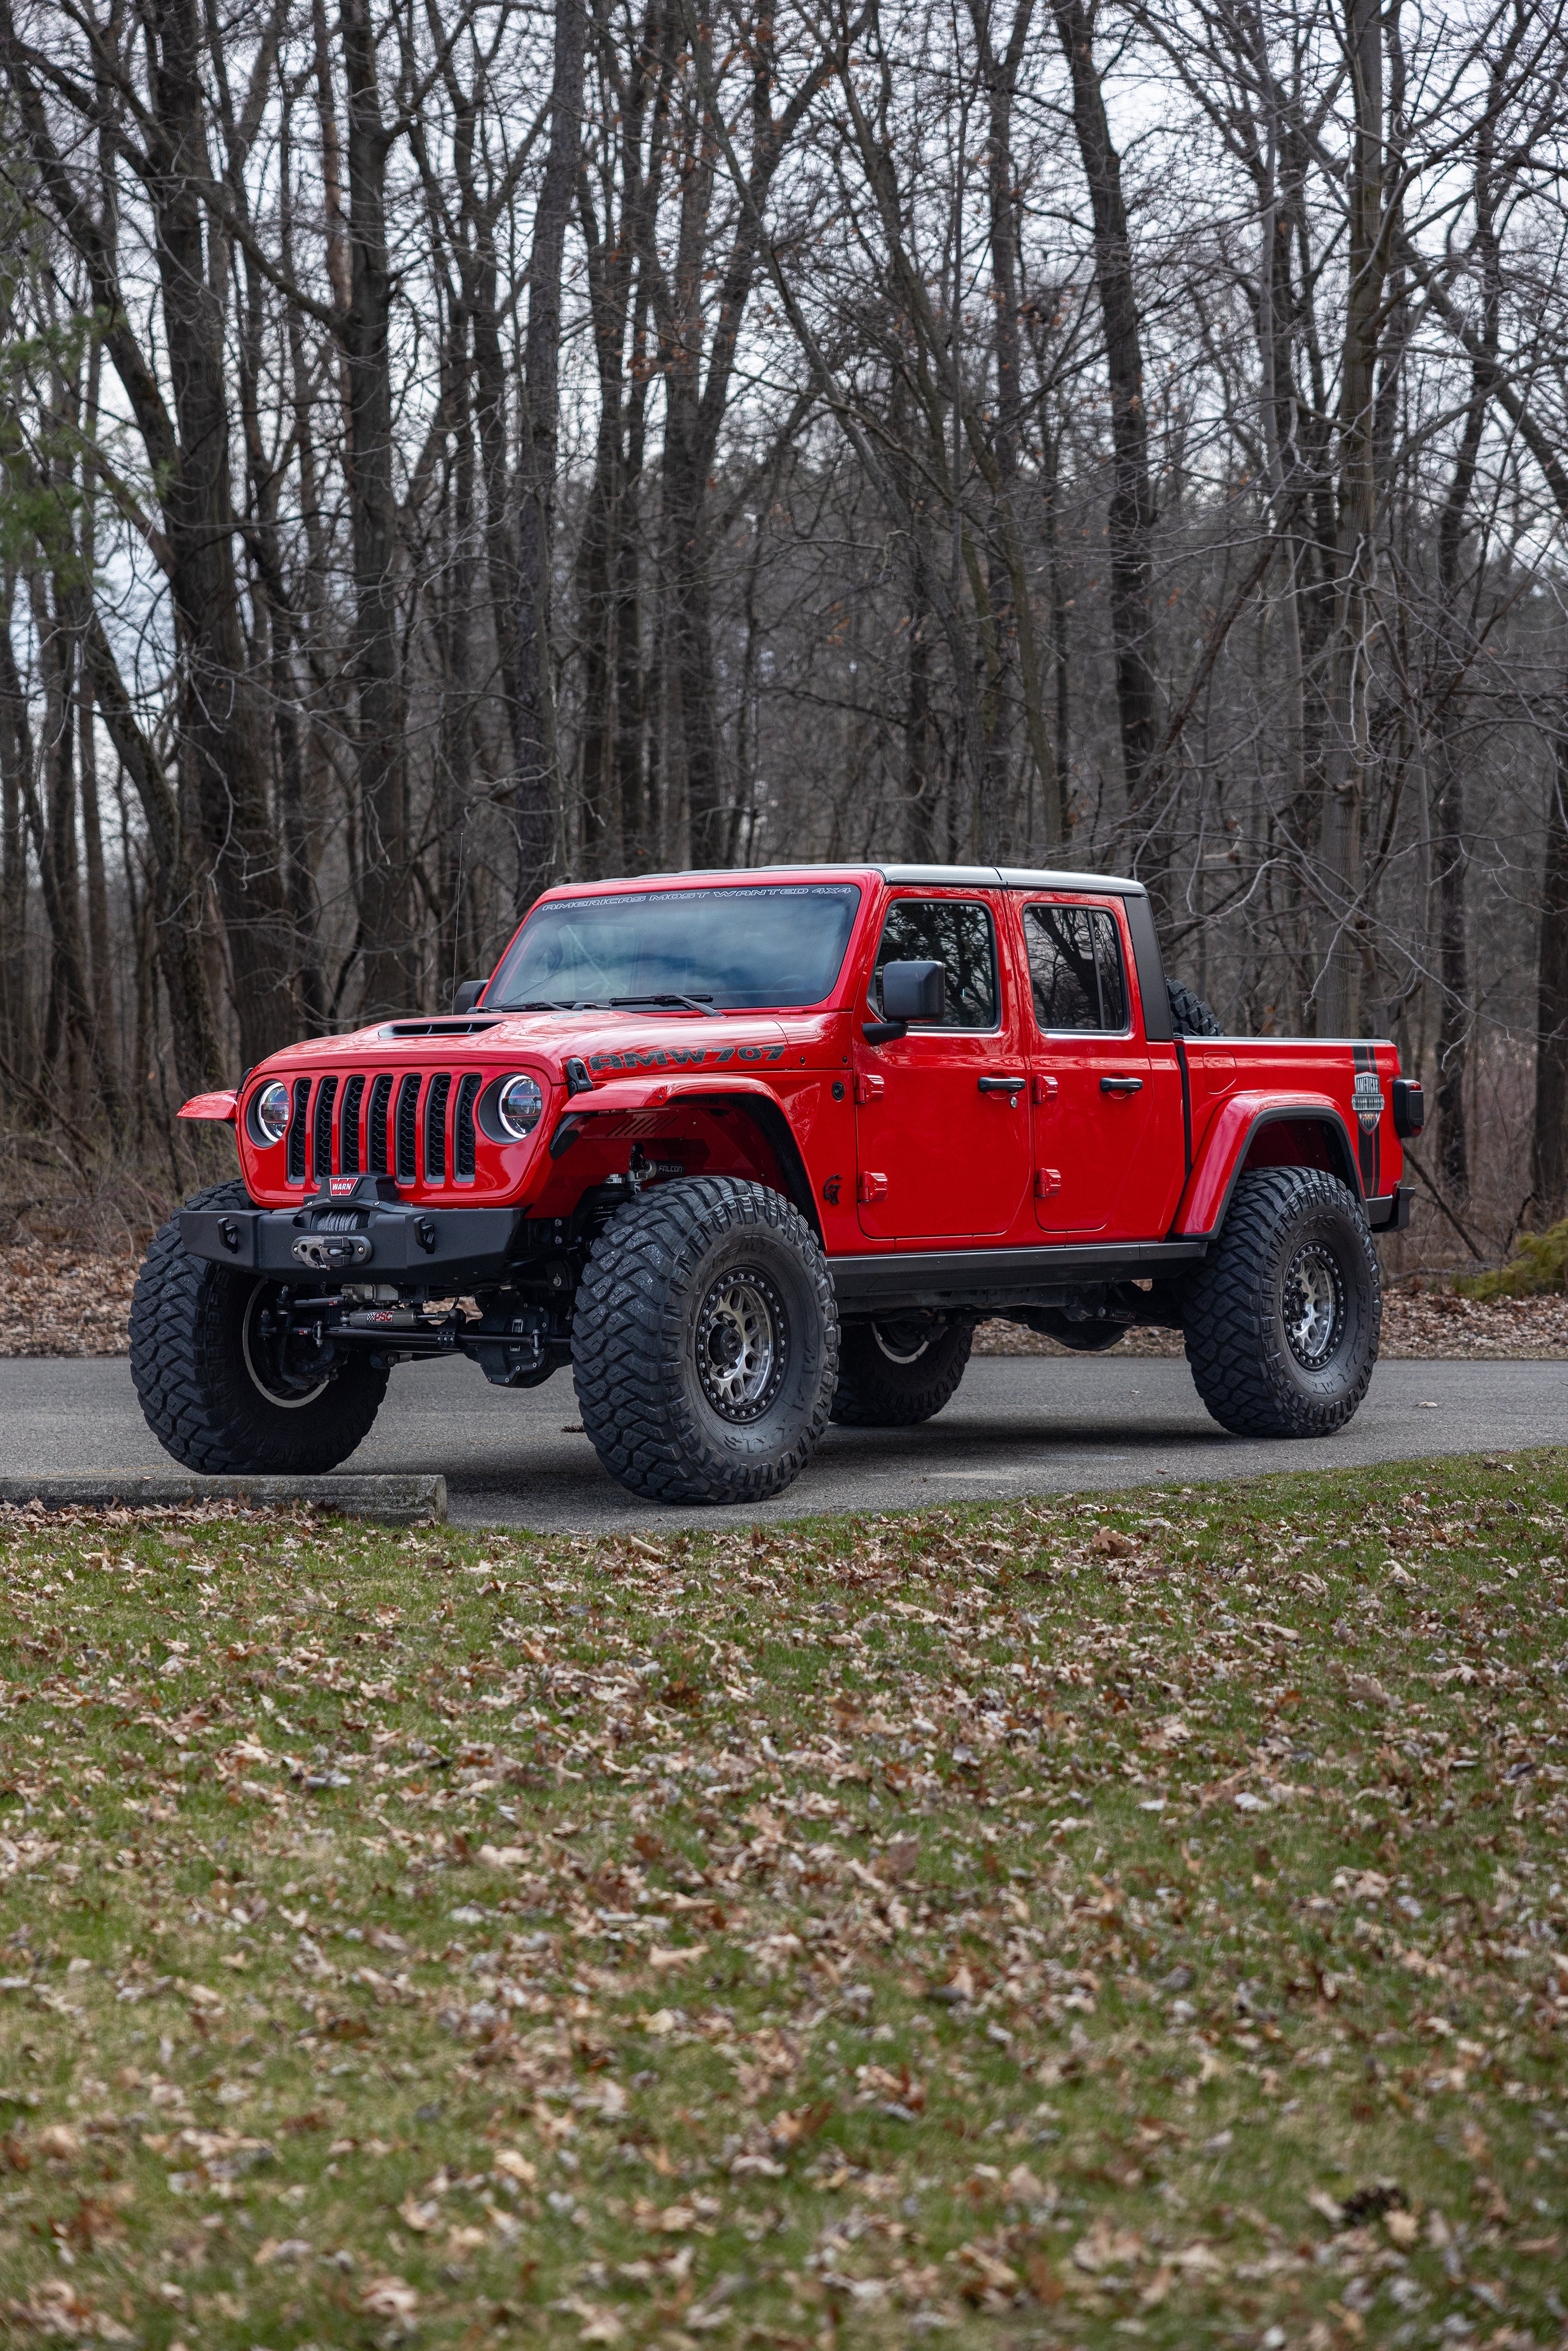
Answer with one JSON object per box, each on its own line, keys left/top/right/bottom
{"left": 1182, "top": 1168, "right": 1380, "bottom": 1437}
{"left": 572, "top": 1177, "right": 837, "bottom": 1503}
{"left": 130, "top": 1181, "right": 389, "bottom": 1474}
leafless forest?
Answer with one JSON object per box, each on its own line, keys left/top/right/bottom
{"left": 3, "top": 0, "right": 1568, "bottom": 1264}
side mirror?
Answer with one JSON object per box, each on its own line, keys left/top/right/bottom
{"left": 453, "top": 979, "right": 485, "bottom": 1015}
{"left": 882, "top": 960, "right": 946, "bottom": 1023}
{"left": 864, "top": 959, "right": 946, "bottom": 1045}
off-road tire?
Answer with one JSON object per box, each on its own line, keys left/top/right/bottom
{"left": 829, "top": 1317, "right": 973, "bottom": 1426}
{"left": 1167, "top": 979, "right": 1224, "bottom": 1037}
{"left": 572, "top": 1177, "right": 837, "bottom": 1504}
{"left": 1182, "top": 1168, "right": 1380, "bottom": 1437}
{"left": 130, "top": 1180, "right": 389, "bottom": 1474}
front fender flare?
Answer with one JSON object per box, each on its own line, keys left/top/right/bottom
{"left": 542, "top": 1074, "right": 822, "bottom": 1240}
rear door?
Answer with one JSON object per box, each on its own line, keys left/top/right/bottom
{"left": 853, "top": 893, "right": 1031, "bottom": 1241}
{"left": 1020, "top": 895, "right": 1154, "bottom": 1236}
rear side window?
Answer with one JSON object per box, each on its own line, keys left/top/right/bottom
{"left": 871, "top": 899, "right": 998, "bottom": 1029}
{"left": 1024, "top": 903, "right": 1128, "bottom": 1032}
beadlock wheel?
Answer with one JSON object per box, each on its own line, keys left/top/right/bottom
{"left": 572, "top": 1177, "right": 837, "bottom": 1504}
{"left": 1283, "top": 1242, "right": 1343, "bottom": 1368}
{"left": 1181, "top": 1167, "right": 1380, "bottom": 1438}
{"left": 695, "top": 1268, "right": 788, "bottom": 1423}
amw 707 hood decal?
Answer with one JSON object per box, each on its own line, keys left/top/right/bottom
{"left": 588, "top": 1043, "right": 786, "bottom": 1072}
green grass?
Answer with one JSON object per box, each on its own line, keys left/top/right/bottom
{"left": 1, "top": 1455, "right": 1566, "bottom": 2350}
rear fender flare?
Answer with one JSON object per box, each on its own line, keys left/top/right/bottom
{"left": 1174, "top": 1096, "right": 1362, "bottom": 1238}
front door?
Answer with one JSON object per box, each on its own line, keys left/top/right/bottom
{"left": 853, "top": 894, "right": 1031, "bottom": 1241}
{"left": 1019, "top": 897, "right": 1154, "bottom": 1236}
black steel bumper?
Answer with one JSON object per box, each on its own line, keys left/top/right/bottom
{"left": 180, "top": 1181, "right": 524, "bottom": 1287}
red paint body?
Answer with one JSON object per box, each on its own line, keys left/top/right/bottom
{"left": 195, "top": 867, "right": 1409, "bottom": 1250}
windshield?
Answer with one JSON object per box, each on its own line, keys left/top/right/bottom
{"left": 487, "top": 884, "right": 863, "bottom": 1012}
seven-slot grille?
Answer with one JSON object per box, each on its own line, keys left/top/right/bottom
{"left": 277, "top": 1069, "right": 503, "bottom": 1188}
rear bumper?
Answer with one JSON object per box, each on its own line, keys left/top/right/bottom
{"left": 179, "top": 1194, "right": 523, "bottom": 1287}
{"left": 1365, "top": 1186, "right": 1412, "bottom": 1232}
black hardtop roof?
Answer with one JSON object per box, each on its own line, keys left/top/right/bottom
{"left": 555, "top": 862, "right": 1149, "bottom": 896}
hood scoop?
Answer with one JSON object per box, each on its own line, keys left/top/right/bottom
{"left": 379, "top": 1018, "right": 504, "bottom": 1038}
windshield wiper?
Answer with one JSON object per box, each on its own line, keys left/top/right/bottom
{"left": 511, "top": 998, "right": 575, "bottom": 1011}
{"left": 607, "top": 993, "right": 716, "bottom": 1014}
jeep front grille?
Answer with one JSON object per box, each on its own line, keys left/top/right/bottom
{"left": 395, "top": 1074, "right": 420, "bottom": 1184}
{"left": 279, "top": 1065, "right": 511, "bottom": 1190}
{"left": 424, "top": 1073, "right": 452, "bottom": 1182}
{"left": 286, "top": 1077, "right": 311, "bottom": 1182}
{"left": 367, "top": 1073, "right": 393, "bottom": 1173}
{"left": 312, "top": 1076, "right": 338, "bottom": 1181}
{"left": 453, "top": 1074, "right": 483, "bottom": 1180}
{"left": 339, "top": 1074, "right": 365, "bottom": 1174}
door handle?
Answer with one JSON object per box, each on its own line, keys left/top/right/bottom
{"left": 1100, "top": 1074, "right": 1144, "bottom": 1094}
{"left": 978, "top": 1074, "right": 1026, "bottom": 1095}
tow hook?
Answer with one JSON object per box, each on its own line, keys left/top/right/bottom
{"left": 292, "top": 1232, "right": 373, "bottom": 1271}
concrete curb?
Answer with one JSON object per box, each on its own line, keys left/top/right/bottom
{"left": 0, "top": 1473, "right": 446, "bottom": 1524}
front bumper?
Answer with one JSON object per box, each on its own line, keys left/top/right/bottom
{"left": 180, "top": 1180, "right": 523, "bottom": 1288}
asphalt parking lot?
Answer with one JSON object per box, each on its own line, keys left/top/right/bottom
{"left": 1, "top": 1353, "right": 1561, "bottom": 1530}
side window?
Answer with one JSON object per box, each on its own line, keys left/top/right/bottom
{"left": 871, "top": 899, "right": 998, "bottom": 1029}
{"left": 1024, "top": 903, "right": 1129, "bottom": 1032}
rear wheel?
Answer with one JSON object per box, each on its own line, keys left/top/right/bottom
{"left": 572, "top": 1177, "right": 837, "bottom": 1503}
{"left": 829, "top": 1316, "right": 973, "bottom": 1425}
{"left": 130, "top": 1181, "right": 389, "bottom": 1474}
{"left": 1182, "top": 1168, "right": 1380, "bottom": 1437}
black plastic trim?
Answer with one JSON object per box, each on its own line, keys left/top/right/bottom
{"left": 1173, "top": 1035, "right": 1193, "bottom": 1177}
{"left": 1365, "top": 1186, "right": 1412, "bottom": 1232}
{"left": 830, "top": 1239, "right": 1203, "bottom": 1313}
{"left": 1123, "top": 892, "right": 1173, "bottom": 1042}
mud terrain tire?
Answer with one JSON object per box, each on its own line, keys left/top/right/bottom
{"left": 829, "top": 1317, "right": 973, "bottom": 1426}
{"left": 1167, "top": 979, "right": 1224, "bottom": 1036}
{"left": 1182, "top": 1168, "right": 1380, "bottom": 1437}
{"left": 572, "top": 1177, "right": 838, "bottom": 1503}
{"left": 130, "top": 1180, "right": 389, "bottom": 1474}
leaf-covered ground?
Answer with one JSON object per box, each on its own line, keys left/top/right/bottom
{"left": 1, "top": 1456, "right": 1566, "bottom": 2350}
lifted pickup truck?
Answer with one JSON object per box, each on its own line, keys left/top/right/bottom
{"left": 133, "top": 863, "right": 1423, "bottom": 1504}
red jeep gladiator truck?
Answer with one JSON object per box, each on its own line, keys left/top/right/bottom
{"left": 133, "top": 864, "right": 1422, "bottom": 1505}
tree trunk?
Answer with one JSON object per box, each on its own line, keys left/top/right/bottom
{"left": 340, "top": 0, "right": 410, "bottom": 1016}
{"left": 1053, "top": 0, "right": 1161, "bottom": 893}
{"left": 515, "top": 0, "right": 587, "bottom": 901}
{"left": 0, "top": 577, "right": 37, "bottom": 1078}
{"left": 1315, "top": 0, "right": 1384, "bottom": 1035}
{"left": 82, "top": 608, "right": 223, "bottom": 1095}
{"left": 1532, "top": 718, "right": 1568, "bottom": 1222}
{"left": 140, "top": 0, "right": 297, "bottom": 1065}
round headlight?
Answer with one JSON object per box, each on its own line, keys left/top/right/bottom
{"left": 251, "top": 1079, "right": 292, "bottom": 1147}
{"left": 496, "top": 1074, "right": 544, "bottom": 1139}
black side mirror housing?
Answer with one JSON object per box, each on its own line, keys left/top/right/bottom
{"left": 882, "top": 960, "right": 946, "bottom": 1022}
{"left": 863, "top": 959, "right": 946, "bottom": 1045}
{"left": 453, "top": 979, "right": 485, "bottom": 1015}
{"left": 1391, "top": 1076, "right": 1424, "bottom": 1138}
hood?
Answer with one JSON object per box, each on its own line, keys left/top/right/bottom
{"left": 251, "top": 1006, "right": 796, "bottom": 1080}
